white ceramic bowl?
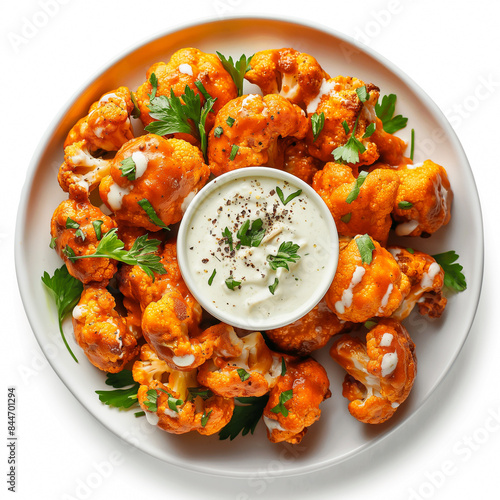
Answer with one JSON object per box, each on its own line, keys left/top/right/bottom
{"left": 15, "top": 16, "right": 483, "bottom": 477}
{"left": 177, "top": 167, "right": 339, "bottom": 330}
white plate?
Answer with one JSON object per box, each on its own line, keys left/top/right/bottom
{"left": 15, "top": 16, "right": 483, "bottom": 477}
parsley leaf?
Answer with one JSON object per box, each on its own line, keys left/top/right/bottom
{"left": 363, "top": 122, "right": 376, "bottom": 139}
{"left": 236, "top": 218, "right": 265, "bottom": 248}
{"left": 143, "top": 389, "right": 159, "bottom": 412}
{"left": 237, "top": 368, "right": 251, "bottom": 382}
{"left": 49, "top": 236, "right": 57, "bottom": 249}
{"left": 356, "top": 234, "right": 376, "bottom": 265}
{"left": 281, "top": 357, "right": 287, "bottom": 376}
{"left": 375, "top": 94, "right": 408, "bottom": 134}
{"left": 222, "top": 227, "right": 234, "bottom": 251}
{"left": 149, "top": 72, "right": 158, "bottom": 101}
{"left": 398, "top": 201, "right": 413, "bottom": 209}
{"left": 208, "top": 269, "right": 216, "bottom": 286}
{"left": 432, "top": 251, "right": 467, "bottom": 292}
{"left": 137, "top": 198, "right": 170, "bottom": 230}
{"left": 340, "top": 213, "right": 352, "bottom": 224}
{"left": 345, "top": 171, "right": 369, "bottom": 204}
{"left": 201, "top": 409, "right": 212, "bottom": 428}
{"left": 267, "top": 241, "right": 301, "bottom": 271}
{"left": 216, "top": 52, "right": 254, "bottom": 97}
{"left": 355, "top": 85, "right": 370, "bottom": 103}
{"left": 119, "top": 157, "right": 137, "bottom": 181}
{"left": 225, "top": 277, "right": 241, "bottom": 290}
{"left": 41, "top": 264, "right": 83, "bottom": 363}
{"left": 92, "top": 220, "right": 103, "bottom": 240}
{"left": 218, "top": 395, "right": 269, "bottom": 440}
{"left": 130, "top": 92, "right": 141, "bottom": 119}
{"left": 270, "top": 389, "right": 293, "bottom": 417}
{"left": 95, "top": 370, "right": 140, "bottom": 410}
{"left": 410, "top": 128, "right": 415, "bottom": 161}
{"left": 333, "top": 114, "right": 366, "bottom": 164}
{"left": 311, "top": 112, "right": 325, "bottom": 141}
{"left": 64, "top": 228, "right": 166, "bottom": 280}
{"left": 269, "top": 278, "right": 279, "bottom": 295}
{"left": 276, "top": 186, "right": 302, "bottom": 206}
{"left": 65, "top": 217, "right": 79, "bottom": 230}
{"left": 187, "top": 387, "right": 214, "bottom": 401}
{"left": 214, "top": 126, "right": 223, "bottom": 138}
{"left": 229, "top": 144, "right": 239, "bottom": 161}
{"left": 145, "top": 82, "right": 216, "bottom": 160}
{"left": 226, "top": 116, "right": 235, "bottom": 127}
{"left": 364, "top": 320, "right": 378, "bottom": 329}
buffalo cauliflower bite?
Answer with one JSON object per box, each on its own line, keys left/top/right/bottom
{"left": 72, "top": 286, "right": 140, "bottom": 373}
{"left": 313, "top": 163, "right": 400, "bottom": 245}
{"left": 135, "top": 47, "right": 237, "bottom": 135}
{"left": 369, "top": 118, "right": 407, "bottom": 166}
{"left": 266, "top": 299, "right": 349, "bottom": 356}
{"left": 325, "top": 235, "right": 411, "bottom": 323}
{"left": 245, "top": 48, "right": 330, "bottom": 108}
{"left": 197, "top": 329, "right": 282, "bottom": 398}
{"left": 392, "top": 160, "right": 453, "bottom": 237}
{"left": 64, "top": 87, "right": 135, "bottom": 152}
{"left": 306, "top": 76, "right": 380, "bottom": 167}
{"left": 133, "top": 345, "right": 234, "bottom": 435}
{"left": 50, "top": 198, "right": 117, "bottom": 284}
{"left": 388, "top": 246, "right": 447, "bottom": 320}
{"left": 262, "top": 357, "right": 331, "bottom": 444}
{"left": 330, "top": 318, "right": 417, "bottom": 424}
{"left": 99, "top": 135, "right": 209, "bottom": 230}
{"left": 207, "top": 93, "right": 309, "bottom": 177}
{"left": 279, "top": 139, "right": 322, "bottom": 185}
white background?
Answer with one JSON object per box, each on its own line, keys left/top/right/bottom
{"left": 2, "top": 0, "right": 498, "bottom": 499}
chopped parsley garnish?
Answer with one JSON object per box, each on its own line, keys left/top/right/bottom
{"left": 237, "top": 368, "right": 251, "bottom": 382}
{"left": 187, "top": 387, "right": 214, "bottom": 401}
{"left": 226, "top": 116, "right": 235, "bottom": 127}
{"left": 49, "top": 236, "right": 57, "bottom": 249}
{"left": 356, "top": 234, "right": 376, "bottom": 265}
{"left": 269, "top": 278, "right": 279, "bottom": 295}
{"left": 267, "top": 241, "right": 301, "bottom": 271}
{"left": 236, "top": 218, "right": 265, "bottom": 248}
{"left": 398, "top": 201, "right": 414, "bottom": 209}
{"left": 276, "top": 186, "right": 302, "bottom": 206}
{"left": 406, "top": 247, "right": 415, "bottom": 254}
{"left": 333, "top": 114, "right": 366, "bottom": 164}
{"left": 218, "top": 395, "right": 269, "bottom": 440}
{"left": 143, "top": 389, "right": 159, "bottom": 412}
{"left": 222, "top": 226, "right": 234, "bottom": 251}
{"left": 148, "top": 72, "right": 158, "bottom": 101}
{"left": 63, "top": 228, "right": 166, "bottom": 280}
{"left": 340, "top": 213, "right": 352, "bottom": 224}
{"left": 130, "top": 92, "right": 141, "bottom": 119}
{"left": 66, "top": 217, "right": 85, "bottom": 241}
{"left": 270, "top": 389, "right": 293, "bottom": 417}
{"left": 119, "top": 157, "right": 137, "bottom": 181}
{"left": 137, "top": 198, "right": 170, "bottom": 230}
{"left": 201, "top": 409, "right": 212, "bottom": 428}
{"left": 92, "top": 220, "right": 103, "bottom": 240}
{"left": 363, "top": 122, "right": 376, "bottom": 138}
{"left": 216, "top": 52, "right": 254, "bottom": 97}
{"left": 145, "top": 78, "right": 216, "bottom": 160}
{"left": 208, "top": 269, "right": 216, "bottom": 286}
{"left": 345, "top": 171, "right": 369, "bottom": 204}
{"left": 364, "top": 320, "right": 378, "bottom": 329}
{"left": 229, "top": 144, "right": 239, "bottom": 160}
{"left": 225, "top": 277, "right": 241, "bottom": 290}
{"left": 432, "top": 251, "right": 467, "bottom": 292}
{"left": 311, "top": 112, "right": 325, "bottom": 141}
{"left": 355, "top": 85, "right": 370, "bottom": 103}
{"left": 41, "top": 264, "right": 83, "bottom": 363}
{"left": 214, "top": 126, "right": 224, "bottom": 138}
{"left": 281, "top": 357, "right": 287, "bottom": 376}
{"left": 410, "top": 128, "right": 415, "bottom": 161}
{"left": 95, "top": 370, "right": 140, "bottom": 409}
{"left": 375, "top": 94, "right": 408, "bottom": 134}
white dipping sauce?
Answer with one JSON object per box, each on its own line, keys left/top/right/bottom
{"left": 179, "top": 169, "right": 338, "bottom": 329}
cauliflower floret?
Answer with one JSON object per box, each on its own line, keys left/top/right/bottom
{"left": 99, "top": 135, "right": 209, "bottom": 230}
{"left": 262, "top": 357, "right": 331, "bottom": 444}
{"left": 369, "top": 118, "right": 408, "bottom": 166}
{"left": 266, "top": 299, "right": 349, "bottom": 356}
{"left": 50, "top": 198, "right": 117, "bottom": 284}
{"left": 64, "top": 86, "right": 135, "bottom": 152}
{"left": 197, "top": 329, "right": 282, "bottom": 398}
{"left": 278, "top": 139, "right": 322, "bottom": 185}
{"left": 392, "top": 160, "right": 453, "bottom": 237}
{"left": 313, "top": 163, "right": 400, "bottom": 245}
{"left": 57, "top": 141, "right": 112, "bottom": 200}
{"left": 245, "top": 48, "right": 330, "bottom": 108}
{"left": 207, "top": 93, "right": 309, "bottom": 177}
{"left": 306, "top": 76, "right": 380, "bottom": 167}
{"left": 330, "top": 318, "right": 417, "bottom": 424}
{"left": 135, "top": 47, "right": 238, "bottom": 137}
{"left": 72, "top": 286, "right": 140, "bottom": 372}
{"left": 133, "top": 345, "right": 233, "bottom": 436}
{"left": 118, "top": 239, "right": 186, "bottom": 311}
{"left": 388, "top": 246, "right": 447, "bottom": 320}
{"left": 325, "top": 235, "right": 411, "bottom": 323}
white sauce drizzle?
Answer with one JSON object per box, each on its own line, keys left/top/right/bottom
{"left": 163, "top": 407, "right": 179, "bottom": 419}
{"left": 72, "top": 305, "right": 86, "bottom": 320}
{"left": 377, "top": 283, "right": 394, "bottom": 315}
{"left": 172, "top": 354, "right": 195, "bottom": 368}
{"left": 395, "top": 219, "right": 419, "bottom": 236}
{"left": 263, "top": 416, "right": 286, "bottom": 432}
{"left": 421, "top": 262, "right": 441, "bottom": 289}
{"left": 280, "top": 74, "right": 299, "bottom": 100}
{"left": 178, "top": 63, "right": 193, "bottom": 76}
{"left": 144, "top": 411, "right": 159, "bottom": 426}
{"left": 335, "top": 266, "right": 366, "bottom": 314}
{"left": 306, "top": 79, "right": 341, "bottom": 114}
{"left": 381, "top": 352, "right": 398, "bottom": 377}
{"left": 379, "top": 333, "right": 393, "bottom": 347}
{"left": 131, "top": 151, "right": 148, "bottom": 178}
{"left": 99, "top": 92, "right": 119, "bottom": 105}
{"left": 106, "top": 182, "right": 132, "bottom": 211}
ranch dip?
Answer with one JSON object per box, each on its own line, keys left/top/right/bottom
{"left": 178, "top": 168, "right": 338, "bottom": 330}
